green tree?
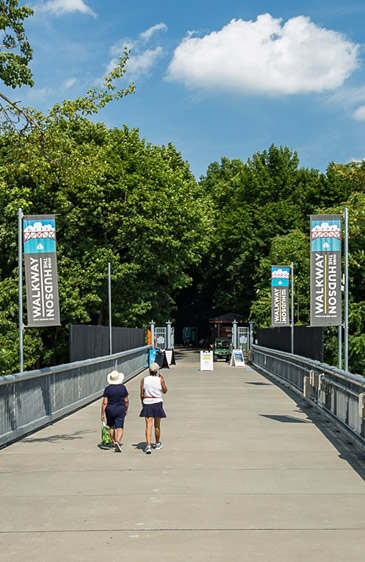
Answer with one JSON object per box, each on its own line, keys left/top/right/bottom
{"left": 0, "top": 0, "right": 33, "bottom": 88}
{"left": 249, "top": 191, "right": 365, "bottom": 375}
{"left": 195, "top": 145, "right": 328, "bottom": 321}
{"left": 0, "top": 120, "right": 212, "bottom": 373}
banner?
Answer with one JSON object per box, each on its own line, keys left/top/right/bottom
{"left": 23, "top": 215, "right": 60, "bottom": 327}
{"left": 310, "top": 214, "right": 342, "bottom": 327}
{"left": 271, "top": 266, "right": 290, "bottom": 326}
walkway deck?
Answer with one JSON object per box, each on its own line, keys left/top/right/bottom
{"left": 1, "top": 349, "right": 365, "bottom": 561}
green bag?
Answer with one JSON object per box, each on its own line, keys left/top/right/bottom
{"left": 101, "top": 422, "right": 112, "bottom": 444}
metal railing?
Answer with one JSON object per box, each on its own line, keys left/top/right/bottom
{"left": 250, "top": 345, "right": 365, "bottom": 448}
{"left": 0, "top": 345, "right": 150, "bottom": 447}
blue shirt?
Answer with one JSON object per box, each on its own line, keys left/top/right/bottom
{"left": 103, "top": 384, "right": 128, "bottom": 413}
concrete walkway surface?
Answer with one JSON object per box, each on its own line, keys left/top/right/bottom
{"left": 1, "top": 348, "right": 365, "bottom": 562}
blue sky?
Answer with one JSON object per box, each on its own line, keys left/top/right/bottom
{"left": 6, "top": 0, "right": 365, "bottom": 178}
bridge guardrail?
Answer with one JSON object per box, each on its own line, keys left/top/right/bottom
{"left": 0, "top": 345, "right": 150, "bottom": 448}
{"left": 250, "top": 344, "right": 365, "bottom": 449}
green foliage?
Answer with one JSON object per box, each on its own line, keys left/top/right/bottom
{"left": 0, "top": 2, "right": 134, "bottom": 133}
{"left": 0, "top": 120, "right": 212, "bottom": 373}
{"left": 0, "top": 0, "right": 33, "bottom": 88}
{"left": 48, "top": 49, "right": 135, "bottom": 122}
{"left": 250, "top": 230, "right": 309, "bottom": 327}
{"left": 195, "top": 145, "right": 329, "bottom": 320}
{"left": 249, "top": 190, "right": 365, "bottom": 374}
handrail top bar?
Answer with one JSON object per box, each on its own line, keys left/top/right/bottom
{"left": 252, "top": 344, "right": 365, "bottom": 388}
{"left": 0, "top": 345, "right": 151, "bottom": 386}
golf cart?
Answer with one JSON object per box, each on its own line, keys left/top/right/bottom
{"left": 212, "top": 338, "right": 232, "bottom": 362}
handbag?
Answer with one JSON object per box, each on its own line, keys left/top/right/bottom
{"left": 101, "top": 422, "right": 112, "bottom": 444}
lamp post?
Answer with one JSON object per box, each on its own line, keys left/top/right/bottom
{"left": 290, "top": 262, "right": 294, "bottom": 354}
{"left": 18, "top": 208, "right": 24, "bottom": 373}
{"left": 108, "top": 262, "right": 112, "bottom": 355}
{"left": 344, "top": 208, "right": 349, "bottom": 371}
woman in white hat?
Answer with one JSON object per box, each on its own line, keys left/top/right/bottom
{"left": 101, "top": 370, "right": 129, "bottom": 452}
{"left": 140, "top": 362, "right": 167, "bottom": 454}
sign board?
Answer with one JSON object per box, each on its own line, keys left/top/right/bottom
{"left": 230, "top": 349, "right": 245, "bottom": 367}
{"left": 271, "top": 265, "right": 290, "bottom": 326}
{"left": 200, "top": 350, "right": 213, "bottom": 371}
{"left": 23, "top": 215, "right": 60, "bottom": 327}
{"left": 149, "top": 349, "right": 159, "bottom": 365}
{"left": 310, "top": 215, "right": 342, "bottom": 326}
{"left": 165, "top": 349, "right": 173, "bottom": 365}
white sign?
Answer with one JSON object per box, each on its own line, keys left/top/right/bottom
{"left": 230, "top": 349, "right": 245, "bottom": 367}
{"left": 165, "top": 350, "right": 173, "bottom": 365}
{"left": 200, "top": 350, "right": 213, "bottom": 371}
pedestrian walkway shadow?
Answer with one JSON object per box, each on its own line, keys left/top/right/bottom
{"left": 257, "top": 369, "right": 365, "bottom": 480}
{"left": 132, "top": 442, "right": 148, "bottom": 452}
{"left": 23, "top": 429, "right": 90, "bottom": 443}
{"left": 97, "top": 443, "right": 114, "bottom": 451}
{"left": 260, "top": 414, "right": 310, "bottom": 423}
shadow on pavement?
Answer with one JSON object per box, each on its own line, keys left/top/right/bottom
{"left": 260, "top": 414, "right": 310, "bottom": 424}
{"left": 22, "top": 430, "right": 91, "bottom": 443}
{"left": 256, "top": 368, "right": 365, "bottom": 481}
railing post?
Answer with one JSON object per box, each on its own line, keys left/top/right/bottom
{"left": 249, "top": 321, "right": 254, "bottom": 349}
{"left": 150, "top": 320, "right": 155, "bottom": 349}
{"left": 232, "top": 320, "right": 237, "bottom": 349}
{"left": 166, "top": 320, "right": 172, "bottom": 349}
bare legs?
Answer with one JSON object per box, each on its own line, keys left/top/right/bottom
{"left": 145, "top": 417, "right": 153, "bottom": 446}
{"left": 115, "top": 428, "right": 123, "bottom": 444}
{"left": 145, "top": 417, "right": 161, "bottom": 446}
{"left": 154, "top": 418, "right": 161, "bottom": 444}
{"left": 109, "top": 427, "right": 123, "bottom": 445}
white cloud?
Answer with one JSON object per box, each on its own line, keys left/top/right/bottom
{"left": 106, "top": 48, "right": 164, "bottom": 79}
{"left": 353, "top": 105, "right": 365, "bottom": 120}
{"left": 127, "top": 47, "right": 164, "bottom": 77}
{"left": 36, "top": 0, "right": 96, "bottom": 17}
{"left": 166, "top": 14, "right": 359, "bottom": 95}
{"left": 24, "top": 87, "right": 53, "bottom": 101}
{"left": 110, "top": 40, "right": 136, "bottom": 57}
{"left": 140, "top": 23, "right": 167, "bottom": 43}
{"left": 64, "top": 77, "right": 77, "bottom": 89}
{"left": 108, "top": 24, "right": 167, "bottom": 80}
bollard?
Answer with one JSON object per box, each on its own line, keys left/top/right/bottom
{"left": 359, "top": 393, "right": 365, "bottom": 420}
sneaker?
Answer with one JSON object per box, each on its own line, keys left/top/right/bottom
{"left": 115, "top": 442, "right": 122, "bottom": 453}
{"left": 155, "top": 442, "right": 163, "bottom": 450}
{"left": 144, "top": 445, "right": 152, "bottom": 454}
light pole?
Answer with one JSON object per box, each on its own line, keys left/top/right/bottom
{"left": 108, "top": 262, "right": 112, "bottom": 355}
{"left": 290, "top": 262, "right": 294, "bottom": 354}
{"left": 18, "top": 208, "right": 24, "bottom": 373}
{"left": 344, "top": 208, "right": 349, "bottom": 371}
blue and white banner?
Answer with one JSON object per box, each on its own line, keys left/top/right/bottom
{"left": 310, "top": 215, "right": 342, "bottom": 327}
{"left": 271, "top": 266, "right": 290, "bottom": 326}
{"left": 23, "top": 215, "right": 60, "bottom": 327}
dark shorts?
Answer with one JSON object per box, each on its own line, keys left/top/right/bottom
{"left": 140, "top": 402, "right": 166, "bottom": 419}
{"left": 106, "top": 409, "right": 126, "bottom": 429}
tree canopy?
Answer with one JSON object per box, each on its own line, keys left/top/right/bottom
{"left": 0, "top": 0, "right": 33, "bottom": 88}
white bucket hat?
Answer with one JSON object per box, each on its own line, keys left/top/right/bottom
{"left": 149, "top": 362, "right": 160, "bottom": 373}
{"left": 107, "top": 369, "right": 125, "bottom": 385}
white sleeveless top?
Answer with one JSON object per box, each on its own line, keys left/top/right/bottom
{"left": 143, "top": 375, "right": 163, "bottom": 404}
